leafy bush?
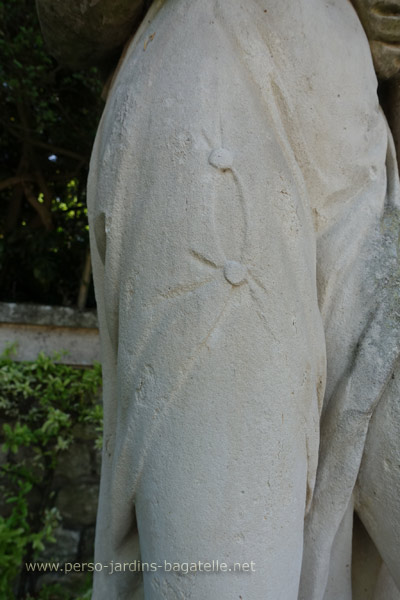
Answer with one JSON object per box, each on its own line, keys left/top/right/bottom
{"left": 0, "top": 346, "right": 102, "bottom": 599}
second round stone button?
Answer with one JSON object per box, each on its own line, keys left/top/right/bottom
{"left": 223, "top": 261, "right": 247, "bottom": 286}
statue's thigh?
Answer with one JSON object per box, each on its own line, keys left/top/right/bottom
{"left": 355, "top": 362, "right": 400, "bottom": 592}
{"left": 134, "top": 288, "right": 309, "bottom": 600}
{"left": 90, "top": 3, "right": 325, "bottom": 598}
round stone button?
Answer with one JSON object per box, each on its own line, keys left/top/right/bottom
{"left": 208, "top": 148, "right": 233, "bottom": 170}
{"left": 223, "top": 261, "right": 247, "bottom": 286}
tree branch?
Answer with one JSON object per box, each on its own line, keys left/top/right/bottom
{"left": 0, "top": 175, "right": 35, "bottom": 192}
{"left": 2, "top": 120, "right": 87, "bottom": 162}
{"left": 22, "top": 183, "right": 53, "bottom": 231}
{"left": 31, "top": 139, "right": 87, "bottom": 162}
{"left": 77, "top": 248, "right": 92, "bottom": 310}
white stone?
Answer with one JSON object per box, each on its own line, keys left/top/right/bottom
{"left": 86, "top": 1, "right": 400, "bottom": 598}
{"left": 223, "top": 260, "right": 247, "bottom": 286}
{"left": 208, "top": 147, "right": 234, "bottom": 171}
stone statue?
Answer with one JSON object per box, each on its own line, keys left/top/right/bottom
{"left": 37, "top": 1, "right": 400, "bottom": 598}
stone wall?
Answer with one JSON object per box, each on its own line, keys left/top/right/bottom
{"left": 0, "top": 302, "right": 100, "bottom": 365}
{"left": 32, "top": 422, "right": 101, "bottom": 595}
{"left": 34, "top": 422, "right": 101, "bottom": 594}
{"left": 0, "top": 302, "right": 102, "bottom": 595}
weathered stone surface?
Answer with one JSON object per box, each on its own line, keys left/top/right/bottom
{"left": 36, "top": 0, "right": 147, "bottom": 69}
{"left": 79, "top": 525, "right": 96, "bottom": 561}
{"left": 56, "top": 482, "right": 99, "bottom": 527}
{"left": 0, "top": 302, "right": 98, "bottom": 328}
{"left": 86, "top": 1, "right": 400, "bottom": 598}
{"left": 351, "top": 0, "right": 400, "bottom": 80}
{"left": 37, "top": 0, "right": 400, "bottom": 598}
{"left": 54, "top": 442, "right": 94, "bottom": 482}
{"left": 0, "top": 302, "right": 100, "bottom": 365}
{"left": 35, "top": 571, "right": 88, "bottom": 594}
{"left": 0, "top": 322, "right": 100, "bottom": 365}
{"left": 39, "top": 526, "right": 80, "bottom": 563}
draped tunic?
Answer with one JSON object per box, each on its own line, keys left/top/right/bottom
{"left": 88, "top": 1, "right": 400, "bottom": 597}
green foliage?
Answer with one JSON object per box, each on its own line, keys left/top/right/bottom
{"left": 0, "top": 347, "right": 102, "bottom": 599}
{"left": 0, "top": 0, "right": 103, "bottom": 306}
{"left": 25, "top": 578, "right": 93, "bottom": 600}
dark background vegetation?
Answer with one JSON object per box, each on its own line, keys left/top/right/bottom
{"left": 0, "top": 3, "right": 105, "bottom": 597}
{"left": 0, "top": 0, "right": 103, "bottom": 308}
